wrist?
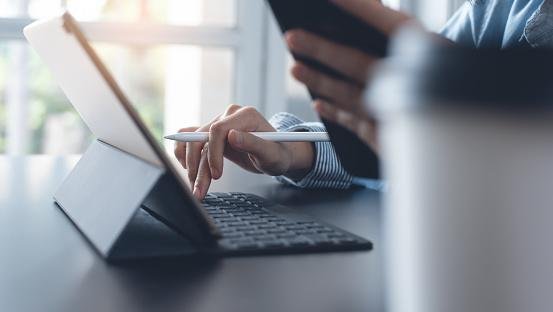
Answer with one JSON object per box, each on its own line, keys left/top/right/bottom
{"left": 282, "top": 141, "right": 315, "bottom": 181}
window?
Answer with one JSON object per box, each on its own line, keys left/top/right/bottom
{"left": 0, "top": 0, "right": 265, "bottom": 155}
{"left": 0, "top": 0, "right": 466, "bottom": 155}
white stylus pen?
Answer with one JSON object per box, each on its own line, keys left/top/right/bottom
{"left": 164, "top": 132, "right": 330, "bottom": 143}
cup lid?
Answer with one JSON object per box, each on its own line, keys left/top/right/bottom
{"left": 366, "top": 27, "right": 553, "bottom": 117}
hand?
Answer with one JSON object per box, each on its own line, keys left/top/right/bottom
{"left": 285, "top": 0, "right": 412, "bottom": 152}
{"left": 314, "top": 99, "right": 379, "bottom": 153}
{"left": 174, "top": 105, "right": 315, "bottom": 200}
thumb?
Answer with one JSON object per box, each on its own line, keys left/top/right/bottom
{"left": 227, "top": 130, "right": 289, "bottom": 174}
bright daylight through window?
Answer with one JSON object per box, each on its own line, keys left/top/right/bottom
{"left": 0, "top": 0, "right": 237, "bottom": 155}
{"left": 0, "top": 0, "right": 461, "bottom": 156}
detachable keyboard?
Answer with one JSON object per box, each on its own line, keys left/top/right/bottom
{"left": 202, "top": 192, "right": 372, "bottom": 255}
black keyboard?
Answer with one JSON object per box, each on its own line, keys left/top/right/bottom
{"left": 202, "top": 192, "right": 372, "bottom": 254}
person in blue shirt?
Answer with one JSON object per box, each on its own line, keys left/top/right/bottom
{"left": 174, "top": 0, "right": 553, "bottom": 200}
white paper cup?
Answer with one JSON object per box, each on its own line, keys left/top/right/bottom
{"left": 368, "top": 27, "right": 553, "bottom": 312}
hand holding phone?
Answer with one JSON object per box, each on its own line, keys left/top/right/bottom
{"left": 267, "top": 0, "right": 411, "bottom": 178}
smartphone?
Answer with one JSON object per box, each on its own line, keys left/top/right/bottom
{"left": 266, "top": 0, "right": 388, "bottom": 178}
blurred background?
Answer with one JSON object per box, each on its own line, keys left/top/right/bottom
{"left": 0, "top": 0, "right": 464, "bottom": 156}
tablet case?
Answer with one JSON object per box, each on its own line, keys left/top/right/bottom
{"left": 54, "top": 140, "right": 216, "bottom": 260}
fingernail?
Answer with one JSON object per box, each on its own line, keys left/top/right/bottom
{"left": 292, "top": 64, "right": 305, "bottom": 79}
{"left": 314, "top": 100, "right": 325, "bottom": 112}
{"left": 193, "top": 186, "right": 202, "bottom": 198}
{"left": 209, "top": 166, "right": 220, "bottom": 180}
{"left": 285, "top": 31, "right": 297, "bottom": 46}
{"left": 285, "top": 31, "right": 293, "bottom": 42}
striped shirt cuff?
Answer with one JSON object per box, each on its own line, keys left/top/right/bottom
{"left": 269, "top": 112, "right": 354, "bottom": 189}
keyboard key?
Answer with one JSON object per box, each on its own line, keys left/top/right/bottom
{"left": 253, "top": 235, "right": 276, "bottom": 242}
{"left": 222, "top": 233, "right": 244, "bottom": 239}
{"left": 245, "top": 230, "right": 265, "bottom": 237}
{"left": 235, "top": 226, "right": 256, "bottom": 232}
{"left": 336, "top": 237, "right": 358, "bottom": 245}
{"left": 240, "top": 216, "right": 259, "bottom": 221}
{"left": 226, "top": 199, "right": 245, "bottom": 203}
{"left": 306, "top": 224, "right": 325, "bottom": 229}
{"left": 287, "top": 237, "right": 312, "bottom": 247}
{"left": 277, "top": 222, "right": 296, "bottom": 227}
{"left": 213, "top": 217, "right": 239, "bottom": 222}
{"left": 231, "top": 212, "right": 251, "bottom": 217}
{"left": 267, "top": 218, "right": 286, "bottom": 223}
{"left": 220, "top": 227, "right": 236, "bottom": 233}
{"left": 230, "top": 237, "right": 254, "bottom": 244}
{"left": 267, "top": 229, "right": 287, "bottom": 234}
{"left": 229, "top": 222, "right": 247, "bottom": 227}
{"left": 260, "top": 241, "right": 285, "bottom": 248}
{"left": 235, "top": 243, "right": 259, "bottom": 250}
{"left": 250, "top": 221, "right": 268, "bottom": 226}
{"left": 304, "top": 234, "right": 334, "bottom": 246}
{"left": 258, "top": 224, "right": 277, "bottom": 230}
{"left": 295, "top": 229, "right": 316, "bottom": 235}
{"left": 316, "top": 228, "right": 335, "bottom": 234}
{"left": 286, "top": 226, "right": 304, "bottom": 231}
{"left": 277, "top": 233, "right": 297, "bottom": 239}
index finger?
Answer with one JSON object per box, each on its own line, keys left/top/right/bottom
{"left": 208, "top": 107, "right": 274, "bottom": 179}
{"left": 174, "top": 127, "right": 198, "bottom": 168}
{"left": 330, "top": 0, "right": 411, "bottom": 35}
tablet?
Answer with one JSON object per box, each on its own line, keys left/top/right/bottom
{"left": 24, "top": 13, "right": 218, "bottom": 246}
